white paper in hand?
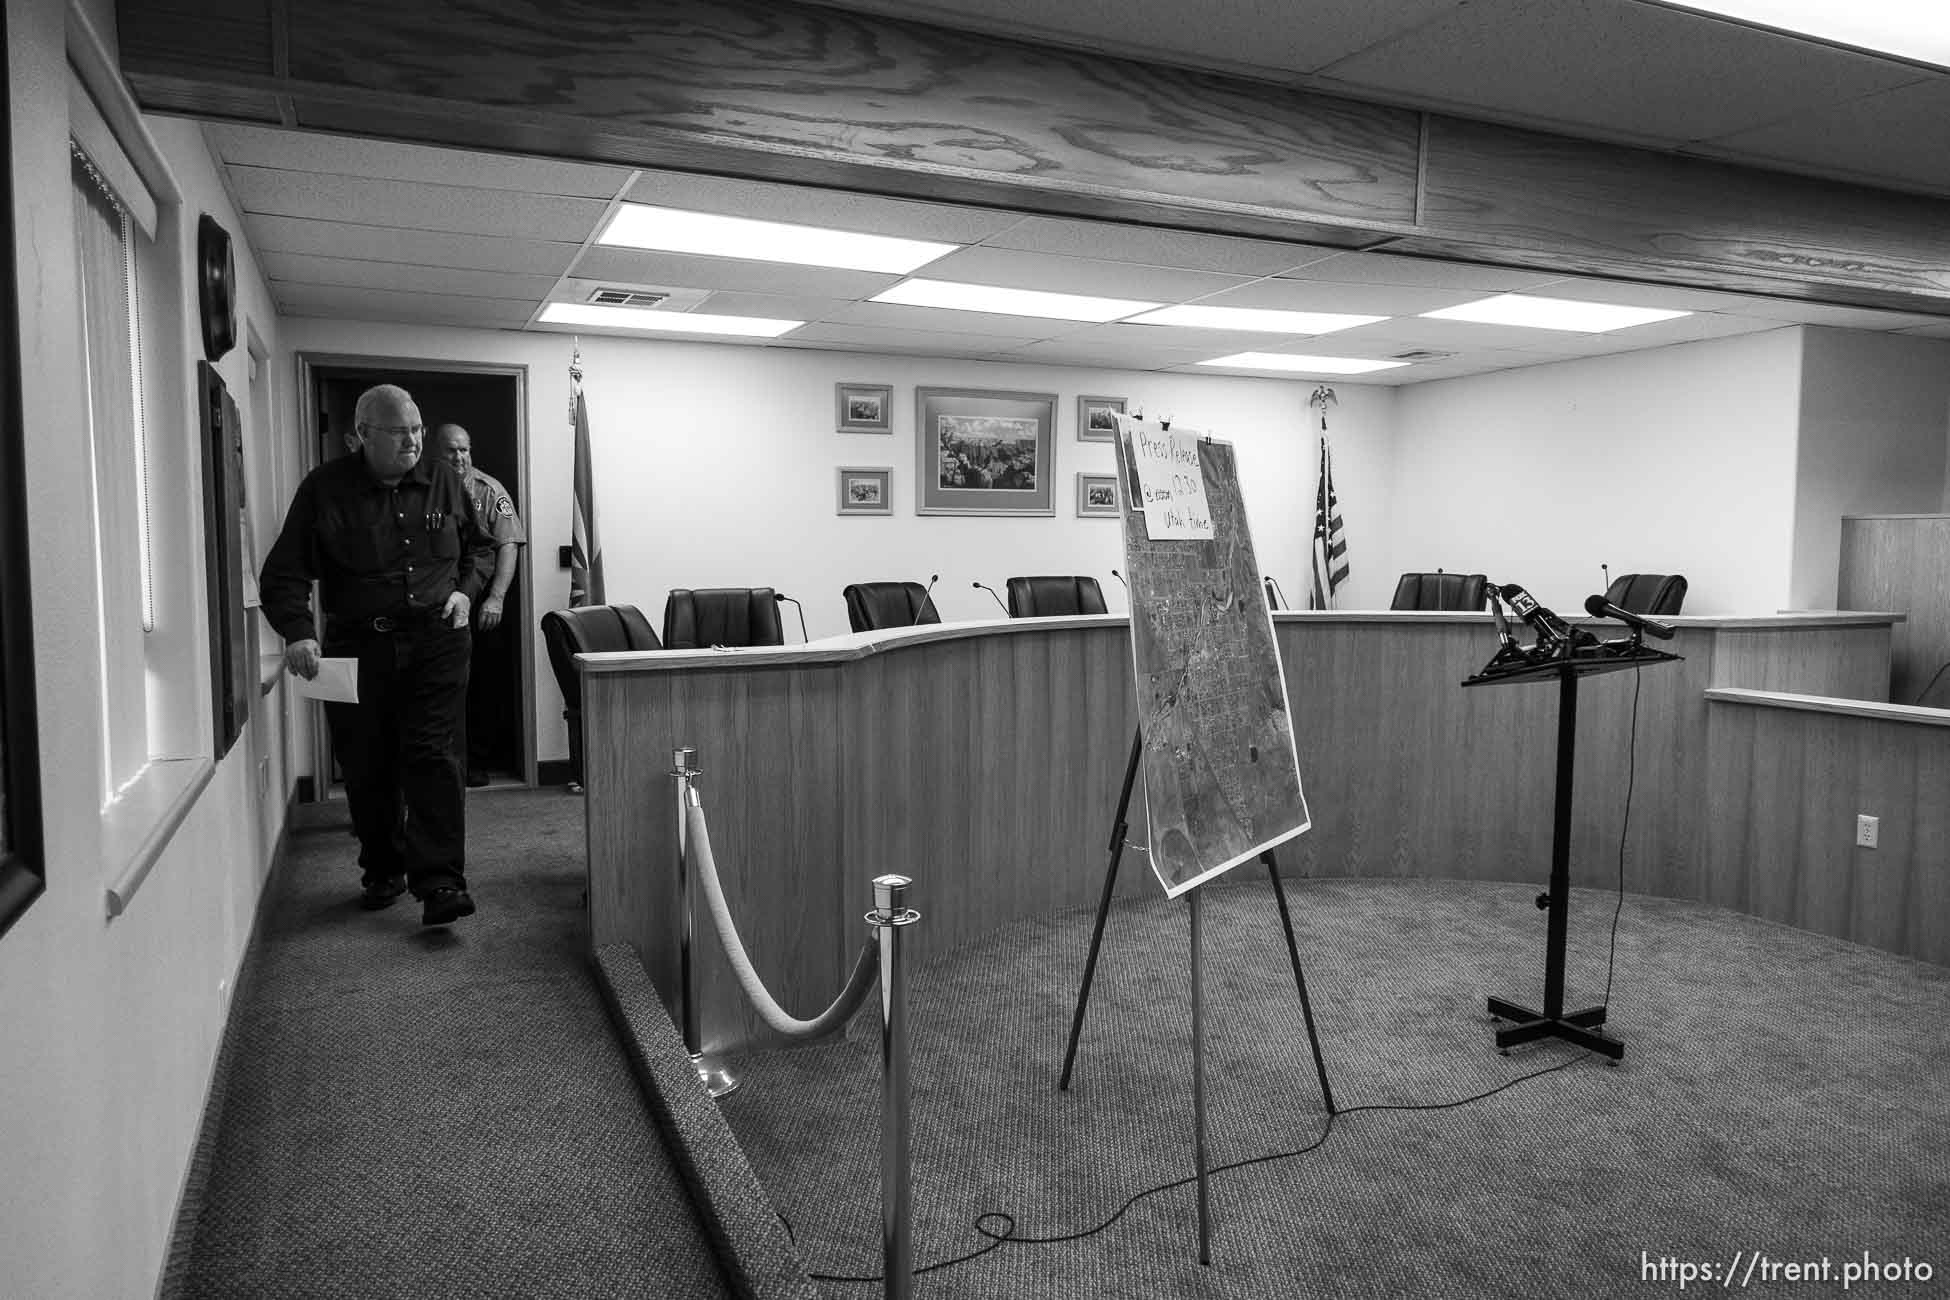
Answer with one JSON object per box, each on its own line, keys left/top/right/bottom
{"left": 290, "top": 657, "right": 359, "bottom": 704}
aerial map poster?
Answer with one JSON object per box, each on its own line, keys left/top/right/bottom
{"left": 1113, "top": 415, "right": 1309, "bottom": 897}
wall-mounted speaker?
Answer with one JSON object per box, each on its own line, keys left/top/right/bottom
{"left": 196, "top": 213, "right": 236, "bottom": 362}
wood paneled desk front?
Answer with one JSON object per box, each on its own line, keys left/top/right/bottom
{"left": 579, "top": 611, "right": 1906, "bottom": 1051}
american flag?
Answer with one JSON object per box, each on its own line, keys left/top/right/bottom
{"left": 569, "top": 346, "right": 606, "bottom": 607}
{"left": 1309, "top": 397, "right": 1348, "bottom": 609}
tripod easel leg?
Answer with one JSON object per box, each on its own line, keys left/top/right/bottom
{"left": 1261, "top": 850, "right": 1337, "bottom": 1115}
{"left": 1189, "top": 885, "right": 1212, "bottom": 1265}
{"left": 1060, "top": 729, "right": 1144, "bottom": 1091}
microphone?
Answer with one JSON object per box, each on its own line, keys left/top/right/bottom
{"left": 912, "top": 574, "right": 939, "bottom": 626}
{"left": 1109, "top": 568, "right": 1128, "bottom": 593}
{"left": 1583, "top": 593, "right": 1675, "bottom": 641}
{"left": 1496, "top": 582, "right": 1579, "bottom": 652}
{"left": 1485, "top": 584, "right": 1523, "bottom": 652}
{"left": 972, "top": 580, "right": 1010, "bottom": 616}
{"left": 773, "top": 591, "right": 808, "bottom": 642}
{"left": 1263, "top": 575, "right": 1288, "bottom": 611}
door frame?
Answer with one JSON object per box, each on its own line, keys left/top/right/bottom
{"left": 293, "top": 352, "right": 535, "bottom": 795}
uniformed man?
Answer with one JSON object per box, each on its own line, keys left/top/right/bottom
{"left": 260, "top": 384, "right": 495, "bottom": 927}
{"left": 434, "top": 423, "right": 526, "bottom": 787}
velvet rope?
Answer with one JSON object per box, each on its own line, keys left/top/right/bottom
{"left": 686, "top": 800, "right": 879, "bottom": 1040}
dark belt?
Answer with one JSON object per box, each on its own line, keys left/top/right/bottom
{"left": 331, "top": 613, "right": 430, "bottom": 637}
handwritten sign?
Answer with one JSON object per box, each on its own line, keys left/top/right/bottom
{"left": 1124, "top": 420, "right": 1214, "bottom": 540}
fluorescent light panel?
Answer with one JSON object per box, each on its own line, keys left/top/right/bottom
{"left": 1198, "top": 353, "right": 1407, "bottom": 374}
{"left": 599, "top": 203, "right": 958, "bottom": 274}
{"left": 1420, "top": 294, "right": 1691, "bottom": 332}
{"left": 1126, "top": 305, "right": 1387, "bottom": 334}
{"left": 872, "top": 278, "right": 1161, "bottom": 322}
{"left": 1656, "top": 1, "right": 1950, "bottom": 70}
{"left": 540, "top": 302, "right": 801, "bottom": 337}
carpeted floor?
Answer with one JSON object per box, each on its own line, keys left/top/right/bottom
{"left": 718, "top": 874, "right": 1950, "bottom": 1299}
{"left": 162, "top": 787, "right": 733, "bottom": 1300}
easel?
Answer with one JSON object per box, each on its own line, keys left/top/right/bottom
{"left": 1058, "top": 728, "right": 1337, "bottom": 1263}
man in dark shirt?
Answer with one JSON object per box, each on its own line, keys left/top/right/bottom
{"left": 260, "top": 384, "right": 496, "bottom": 926}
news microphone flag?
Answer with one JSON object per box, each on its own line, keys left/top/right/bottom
{"left": 1309, "top": 431, "right": 1348, "bottom": 609}
{"left": 568, "top": 343, "right": 606, "bottom": 608}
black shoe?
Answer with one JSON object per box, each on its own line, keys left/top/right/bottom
{"left": 466, "top": 769, "right": 490, "bottom": 788}
{"left": 359, "top": 875, "right": 407, "bottom": 910}
{"left": 421, "top": 887, "right": 476, "bottom": 927}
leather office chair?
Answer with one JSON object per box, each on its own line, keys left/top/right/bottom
{"left": 843, "top": 581, "right": 941, "bottom": 633}
{"left": 1006, "top": 575, "right": 1108, "bottom": 617}
{"left": 541, "top": 604, "right": 663, "bottom": 788}
{"left": 662, "top": 587, "right": 786, "bottom": 649}
{"left": 1604, "top": 573, "right": 1688, "bottom": 616}
{"left": 1390, "top": 572, "right": 1489, "bottom": 612}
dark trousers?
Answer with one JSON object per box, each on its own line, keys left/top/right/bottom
{"left": 458, "top": 620, "right": 508, "bottom": 775}
{"left": 324, "top": 617, "right": 471, "bottom": 896}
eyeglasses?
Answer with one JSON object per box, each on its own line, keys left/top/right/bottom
{"left": 362, "top": 423, "right": 425, "bottom": 441}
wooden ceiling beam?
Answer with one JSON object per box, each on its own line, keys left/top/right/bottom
{"left": 118, "top": 0, "right": 1950, "bottom": 314}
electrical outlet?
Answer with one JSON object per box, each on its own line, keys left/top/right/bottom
{"left": 1855, "top": 814, "right": 1879, "bottom": 849}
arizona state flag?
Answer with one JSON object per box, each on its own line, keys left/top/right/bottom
{"left": 569, "top": 347, "right": 606, "bottom": 607}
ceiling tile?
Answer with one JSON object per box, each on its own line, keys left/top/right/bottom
{"left": 1282, "top": 251, "right": 1562, "bottom": 292}
{"left": 1697, "top": 77, "right": 1950, "bottom": 200}
{"left": 1192, "top": 278, "right": 1469, "bottom": 315}
{"left": 979, "top": 216, "right": 1341, "bottom": 276}
{"left": 225, "top": 167, "right": 608, "bottom": 240}
{"left": 910, "top": 245, "right": 1252, "bottom": 302}
{"left": 1314, "top": 0, "right": 1921, "bottom": 145}
{"left": 261, "top": 251, "right": 560, "bottom": 300}
{"left": 273, "top": 284, "right": 539, "bottom": 327}
{"left": 568, "top": 245, "right": 903, "bottom": 299}
{"left": 1059, "top": 321, "right": 1305, "bottom": 355}
{"left": 821, "top": 301, "right": 1084, "bottom": 341}
{"left": 242, "top": 215, "right": 582, "bottom": 275}
{"left": 621, "top": 170, "right": 1019, "bottom": 243}
{"left": 1727, "top": 301, "right": 1950, "bottom": 329}
{"left": 202, "top": 122, "right": 632, "bottom": 196}
{"left": 688, "top": 290, "right": 855, "bottom": 323}
{"left": 1002, "top": 339, "right": 1221, "bottom": 369}
{"left": 786, "top": 322, "right": 1026, "bottom": 356}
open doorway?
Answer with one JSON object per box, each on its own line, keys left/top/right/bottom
{"left": 297, "top": 355, "right": 533, "bottom": 797}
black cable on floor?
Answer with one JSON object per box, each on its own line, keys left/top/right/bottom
{"left": 1601, "top": 656, "right": 1642, "bottom": 1009}
{"left": 798, "top": 1052, "right": 1600, "bottom": 1283}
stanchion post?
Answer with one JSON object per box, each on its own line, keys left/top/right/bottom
{"left": 672, "top": 745, "right": 738, "bottom": 1099}
{"left": 869, "top": 874, "right": 920, "bottom": 1300}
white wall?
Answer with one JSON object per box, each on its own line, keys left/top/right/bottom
{"left": 1791, "top": 326, "right": 1950, "bottom": 609}
{"left": 280, "top": 318, "right": 1398, "bottom": 762}
{"left": 1387, "top": 328, "right": 1806, "bottom": 615}
{"left": 0, "top": 2, "right": 297, "bottom": 1293}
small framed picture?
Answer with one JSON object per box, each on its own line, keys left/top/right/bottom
{"left": 837, "top": 466, "right": 892, "bottom": 516}
{"left": 836, "top": 382, "right": 894, "bottom": 434}
{"left": 1076, "top": 472, "right": 1120, "bottom": 518}
{"left": 1077, "top": 395, "right": 1127, "bottom": 443}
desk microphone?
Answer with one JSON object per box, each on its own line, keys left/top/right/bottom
{"left": 773, "top": 591, "right": 808, "bottom": 642}
{"left": 972, "top": 580, "right": 1010, "bottom": 616}
{"left": 1109, "top": 568, "right": 1128, "bottom": 594}
{"left": 1582, "top": 593, "right": 1675, "bottom": 640}
{"left": 912, "top": 574, "right": 939, "bottom": 626}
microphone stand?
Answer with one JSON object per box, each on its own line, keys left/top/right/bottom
{"left": 774, "top": 592, "right": 808, "bottom": 642}
{"left": 972, "top": 580, "right": 1009, "bottom": 617}
{"left": 913, "top": 574, "right": 939, "bottom": 626}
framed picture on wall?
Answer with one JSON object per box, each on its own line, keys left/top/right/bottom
{"left": 915, "top": 386, "right": 1057, "bottom": 516}
{"left": 837, "top": 465, "right": 892, "bottom": 515}
{"left": 1077, "top": 395, "right": 1127, "bottom": 443}
{"left": 1076, "top": 472, "right": 1121, "bottom": 518}
{"left": 836, "top": 382, "right": 894, "bottom": 434}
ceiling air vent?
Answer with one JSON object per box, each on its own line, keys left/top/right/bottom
{"left": 588, "top": 287, "right": 670, "bottom": 308}
{"left": 1390, "top": 349, "right": 1454, "bottom": 362}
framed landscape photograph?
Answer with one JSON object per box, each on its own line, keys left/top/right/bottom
{"left": 837, "top": 465, "right": 892, "bottom": 516}
{"left": 836, "top": 382, "right": 894, "bottom": 434}
{"left": 1076, "top": 472, "right": 1121, "bottom": 518}
{"left": 1077, "top": 395, "right": 1127, "bottom": 443}
{"left": 915, "top": 386, "right": 1057, "bottom": 516}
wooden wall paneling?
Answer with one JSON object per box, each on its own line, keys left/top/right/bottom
{"left": 584, "top": 671, "right": 675, "bottom": 984}
{"left": 1839, "top": 517, "right": 1950, "bottom": 706}
{"left": 1708, "top": 625, "right": 1893, "bottom": 701}
{"left": 1414, "top": 117, "right": 1950, "bottom": 309}
{"left": 117, "top": 0, "right": 1950, "bottom": 312}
